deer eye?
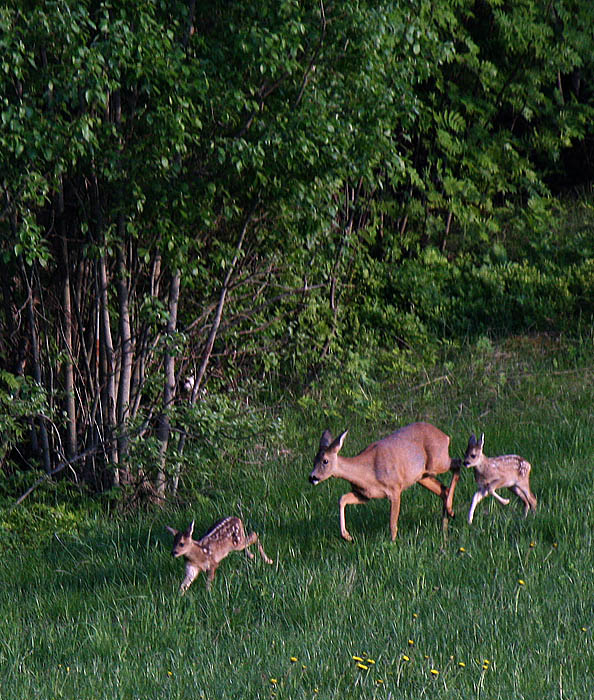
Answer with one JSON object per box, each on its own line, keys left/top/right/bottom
{"left": 323, "top": 458, "right": 328, "bottom": 465}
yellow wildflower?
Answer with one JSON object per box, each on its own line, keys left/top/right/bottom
{"left": 352, "top": 656, "right": 364, "bottom": 662}
{"left": 430, "top": 669, "right": 439, "bottom": 676}
{"left": 356, "top": 663, "right": 369, "bottom": 671}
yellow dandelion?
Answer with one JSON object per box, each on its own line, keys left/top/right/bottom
{"left": 270, "top": 678, "right": 278, "bottom": 685}
{"left": 518, "top": 579, "right": 525, "bottom": 585}
{"left": 356, "top": 663, "right": 369, "bottom": 671}
{"left": 408, "top": 639, "right": 415, "bottom": 646}
{"left": 581, "top": 627, "right": 587, "bottom": 632}
{"left": 167, "top": 671, "right": 173, "bottom": 677}
{"left": 413, "top": 613, "right": 418, "bottom": 619}
{"left": 483, "top": 659, "right": 490, "bottom": 665}
{"left": 352, "top": 656, "right": 364, "bottom": 662}
{"left": 66, "top": 667, "right": 70, "bottom": 673}
{"left": 302, "top": 665, "right": 307, "bottom": 670}
{"left": 367, "top": 659, "right": 376, "bottom": 664}
{"left": 458, "top": 662, "right": 466, "bottom": 667}
{"left": 290, "top": 657, "right": 298, "bottom": 663}
{"left": 459, "top": 546, "right": 466, "bottom": 553}
{"left": 376, "top": 679, "right": 384, "bottom": 685}
{"left": 402, "top": 655, "right": 410, "bottom": 662}
{"left": 529, "top": 541, "right": 536, "bottom": 548}
{"left": 424, "top": 655, "right": 430, "bottom": 660}
{"left": 553, "top": 542, "right": 558, "bottom": 548}
{"left": 430, "top": 669, "right": 439, "bottom": 676}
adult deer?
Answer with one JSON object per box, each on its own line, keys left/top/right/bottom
{"left": 309, "top": 422, "right": 461, "bottom": 541}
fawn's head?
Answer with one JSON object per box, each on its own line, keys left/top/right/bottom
{"left": 166, "top": 520, "right": 195, "bottom": 558}
{"left": 309, "top": 429, "right": 348, "bottom": 484}
{"left": 464, "top": 433, "right": 485, "bottom": 468}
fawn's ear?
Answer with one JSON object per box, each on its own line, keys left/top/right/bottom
{"left": 165, "top": 525, "right": 178, "bottom": 536}
{"left": 185, "top": 520, "right": 195, "bottom": 538}
{"left": 479, "top": 433, "right": 485, "bottom": 448}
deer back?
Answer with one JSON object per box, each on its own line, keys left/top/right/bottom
{"left": 198, "top": 516, "right": 247, "bottom": 564}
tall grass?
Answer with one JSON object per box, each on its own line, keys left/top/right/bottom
{"left": 1, "top": 335, "right": 593, "bottom": 699}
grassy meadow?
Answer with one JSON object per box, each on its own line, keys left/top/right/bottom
{"left": 1, "top": 335, "right": 593, "bottom": 699}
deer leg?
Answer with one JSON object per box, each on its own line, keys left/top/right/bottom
{"left": 445, "top": 467, "right": 460, "bottom": 517}
{"left": 205, "top": 565, "right": 218, "bottom": 590}
{"left": 245, "top": 532, "right": 273, "bottom": 564}
{"left": 509, "top": 485, "right": 535, "bottom": 516}
{"left": 338, "top": 491, "right": 368, "bottom": 542}
{"left": 445, "top": 458, "right": 462, "bottom": 516}
{"left": 418, "top": 475, "right": 454, "bottom": 517}
{"left": 180, "top": 564, "right": 199, "bottom": 594}
{"left": 490, "top": 488, "right": 510, "bottom": 506}
{"left": 389, "top": 491, "right": 402, "bottom": 541}
{"left": 468, "top": 489, "right": 487, "bottom": 524}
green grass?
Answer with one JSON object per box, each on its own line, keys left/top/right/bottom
{"left": 1, "top": 335, "right": 593, "bottom": 699}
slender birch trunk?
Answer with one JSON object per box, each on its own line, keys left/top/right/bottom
{"left": 156, "top": 268, "right": 181, "bottom": 496}
{"left": 58, "top": 186, "right": 77, "bottom": 460}
{"left": 115, "top": 227, "right": 132, "bottom": 464}
{"left": 98, "top": 254, "right": 118, "bottom": 480}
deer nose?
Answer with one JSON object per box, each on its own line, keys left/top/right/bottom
{"left": 309, "top": 474, "right": 319, "bottom": 485}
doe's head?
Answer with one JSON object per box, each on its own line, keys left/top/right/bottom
{"left": 464, "top": 433, "right": 485, "bottom": 468}
{"left": 166, "top": 520, "right": 195, "bottom": 558}
{"left": 309, "top": 429, "right": 348, "bottom": 485}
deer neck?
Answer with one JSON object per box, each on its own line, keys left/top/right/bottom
{"left": 335, "top": 454, "right": 376, "bottom": 488}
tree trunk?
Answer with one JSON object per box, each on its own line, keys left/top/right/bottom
{"left": 21, "top": 262, "right": 51, "bottom": 473}
{"left": 58, "top": 186, "right": 77, "bottom": 460}
{"left": 98, "top": 253, "right": 118, "bottom": 479}
{"left": 115, "top": 226, "right": 132, "bottom": 464}
{"left": 156, "top": 267, "right": 181, "bottom": 497}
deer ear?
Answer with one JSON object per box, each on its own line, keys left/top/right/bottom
{"left": 319, "top": 429, "right": 333, "bottom": 449}
{"left": 185, "top": 520, "right": 195, "bottom": 538}
{"left": 165, "top": 526, "right": 178, "bottom": 536}
{"left": 468, "top": 433, "right": 476, "bottom": 446}
{"left": 479, "top": 433, "right": 485, "bottom": 448}
{"left": 332, "top": 429, "right": 348, "bottom": 453}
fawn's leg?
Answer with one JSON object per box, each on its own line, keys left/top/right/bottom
{"left": 490, "top": 488, "right": 510, "bottom": 506}
{"left": 468, "top": 489, "right": 487, "bottom": 524}
{"left": 245, "top": 532, "right": 273, "bottom": 564}
{"left": 205, "top": 565, "right": 218, "bottom": 590}
{"left": 509, "top": 485, "right": 534, "bottom": 516}
{"left": 180, "top": 564, "right": 199, "bottom": 594}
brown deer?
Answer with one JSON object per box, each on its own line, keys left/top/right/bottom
{"left": 165, "top": 516, "right": 273, "bottom": 592}
{"left": 464, "top": 433, "right": 537, "bottom": 524}
{"left": 309, "top": 422, "right": 461, "bottom": 541}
